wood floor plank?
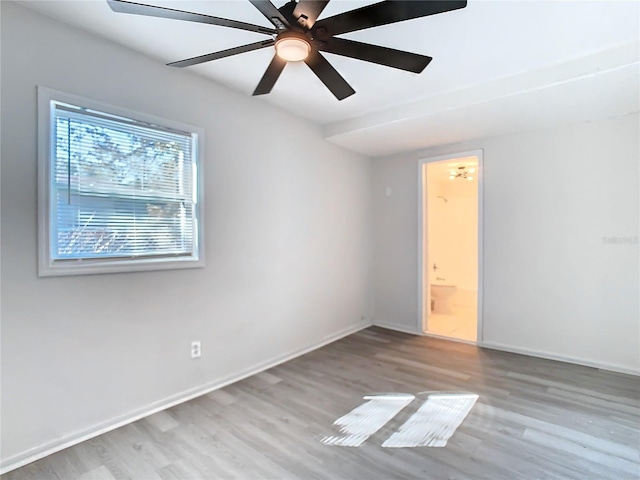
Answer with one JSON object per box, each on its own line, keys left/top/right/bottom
{"left": 76, "top": 465, "right": 117, "bottom": 480}
{"left": 3, "top": 327, "right": 639, "bottom": 479}
{"left": 143, "top": 411, "right": 180, "bottom": 433}
{"left": 522, "top": 428, "right": 639, "bottom": 477}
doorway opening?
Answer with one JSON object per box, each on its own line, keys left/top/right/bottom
{"left": 418, "top": 151, "right": 483, "bottom": 343}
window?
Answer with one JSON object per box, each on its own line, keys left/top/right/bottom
{"left": 38, "top": 87, "right": 204, "bottom": 276}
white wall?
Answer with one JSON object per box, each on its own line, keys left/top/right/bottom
{"left": 0, "top": 2, "right": 372, "bottom": 469}
{"left": 373, "top": 113, "right": 640, "bottom": 373}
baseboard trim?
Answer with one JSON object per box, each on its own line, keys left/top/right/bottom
{"left": 0, "top": 321, "right": 372, "bottom": 475}
{"left": 480, "top": 341, "right": 640, "bottom": 377}
{"left": 370, "top": 324, "right": 639, "bottom": 376}
{"left": 373, "top": 321, "right": 421, "bottom": 336}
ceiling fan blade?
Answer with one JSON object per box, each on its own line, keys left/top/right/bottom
{"left": 304, "top": 50, "right": 355, "bottom": 100}
{"left": 168, "top": 40, "right": 275, "bottom": 68}
{"left": 319, "top": 37, "right": 431, "bottom": 73}
{"left": 293, "top": 0, "right": 330, "bottom": 28}
{"left": 106, "top": 0, "right": 275, "bottom": 35}
{"left": 313, "top": 0, "right": 467, "bottom": 36}
{"left": 253, "top": 55, "right": 287, "bottom": 95}
{"left": 248, "top": 0, "right": 291, "bottom": 29}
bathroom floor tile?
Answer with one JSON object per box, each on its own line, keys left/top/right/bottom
{"left": 427, "top": 307, "right": 477, "bottom": 342}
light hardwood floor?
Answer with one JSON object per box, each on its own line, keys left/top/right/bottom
{"left": 3, "top": 327, "right": 639, "bottom": 479}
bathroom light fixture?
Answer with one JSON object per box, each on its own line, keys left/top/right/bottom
{"left": 275, "top": 32, "right": 311, "bottom": 62}
{"left": 449, "top": 166, "right": 475, "bottom": 181}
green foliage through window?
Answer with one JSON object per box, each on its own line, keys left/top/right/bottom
{"left": 51, "top": 103, "right": 198, "bottom": 261}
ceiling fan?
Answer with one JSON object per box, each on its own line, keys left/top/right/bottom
{"left": 106, "top": 0, "right": 467, "bottom": 100}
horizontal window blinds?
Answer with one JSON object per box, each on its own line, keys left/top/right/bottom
{"left": 51, "top": 101, "right": 198, "bottom": 260}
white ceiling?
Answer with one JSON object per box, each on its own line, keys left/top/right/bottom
{"left": 19, "top": 0, "right": 640, "bottom": 157}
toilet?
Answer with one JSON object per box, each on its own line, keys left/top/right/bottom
{"left": 431, "top": 284, "right": 457, "bottom": 314}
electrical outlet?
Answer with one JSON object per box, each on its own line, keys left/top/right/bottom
{"left": 191, "top": 341, "right": 201, "bottom": 359}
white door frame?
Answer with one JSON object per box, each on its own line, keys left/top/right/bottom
{"left": 417, "top": 149, "right": 484, "bottom": 344}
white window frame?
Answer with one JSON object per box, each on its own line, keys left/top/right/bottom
{"left": 37, "top": 86, "right": 205, "bottom": 277}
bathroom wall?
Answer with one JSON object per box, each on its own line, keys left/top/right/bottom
{"left": 426, "top": 162, "right": 478, "bottom": 308}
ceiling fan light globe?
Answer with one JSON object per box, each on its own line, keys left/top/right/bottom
{"left": 275, "top": 37, "right": 311, "bottom": 62}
